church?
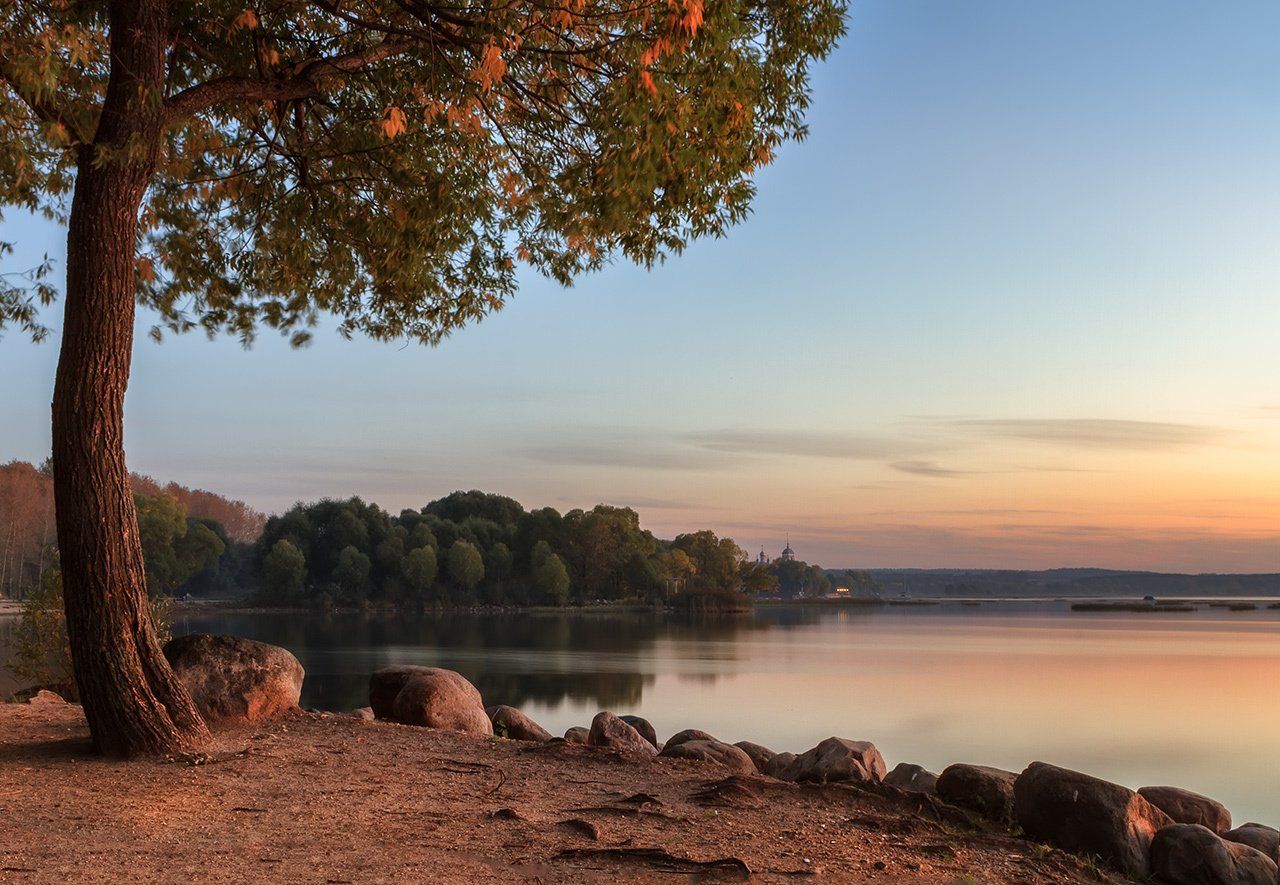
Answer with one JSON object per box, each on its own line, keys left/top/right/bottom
{"left": 756, "top": 539, "right": 797, "bottom": 565}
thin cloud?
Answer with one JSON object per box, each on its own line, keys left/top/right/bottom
{"left": 890, "top": 460, "right": 975, "bottom": 478}
{"left": 687, "top": 428, "right": 930, "bottom": 460}
{"left": 953, "top": 418, "right": 1226, "bottom": 450}
{"left": 517, "top": 440, "right": 727, "bottom": 472}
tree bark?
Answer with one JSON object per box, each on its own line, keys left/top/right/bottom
{"left": 50, "top": 0, "right": 210, "bottom": 757}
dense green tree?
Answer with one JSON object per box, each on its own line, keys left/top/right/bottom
{"left": 534, "top": 552, "right": 571, "bottom": 607}
{"left": 261, "top": 539, "right": 306, "bottom": 604}
{"left": 425, "top": 491, "right": 525, "bottom": 528}
{"left": 334, "top": 545, "right": 372, "bottom": 603}
{"left": 134, "top": 492, "right": 225, "bottom": 597}
{"left": 671, "top": 530, "right": 745, "bottom": 593}
{"left": 404, "top": 545, "right": 439, "bottom": 604}
{"left": 447, "top": 540, "right": 485, "bottom": 595}
{"left": 561, "top": 506, "right": 656, "bottom": 601}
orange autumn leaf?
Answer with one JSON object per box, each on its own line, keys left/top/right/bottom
{"left": 380, "top": 106, "right": 407, "bottom": 140}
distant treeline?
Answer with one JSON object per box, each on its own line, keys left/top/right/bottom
{"left": 862, "top": 568, "right": 1280, "bottom": 598}
{"left": 2, "top": 456, "right": 849, "bottom": 608}
{"left": 251, "top": 491, "right": 835, "bottom": 608}
{"left": 0, "top": 459, "right": 264, "bottom": 600}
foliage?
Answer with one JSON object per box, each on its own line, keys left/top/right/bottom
{"left": 7, "top": 564, "right": 172, "bottom": 699}
{"left": 533, "top": 549, "right": 571, "bottom": 607}
{"left": 261, "top": 538, "right": 306, "bottom": 604}
{"left": 0, "top": 0, "right": 846, "bottom": 345}
{"left": 447, "top": 540, "right": 485, "bottom": 593}
{"left": 247, "top": 489, "right": 835, "bottom": 608}
{"left": 0, "top": 460, "right": 260, "bottom": 599}
{"left": 135, "top": 491, "right": 226, "bottom": 597}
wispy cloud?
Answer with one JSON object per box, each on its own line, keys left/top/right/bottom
{"left": 518, "top": 441, "right": 725, "bottom": 471}
{"left": 686, "top": 428, "right": 931, "bottom": 460}
{"left": 949, "top": 418, "right": 1227, "bottom": 450}
{"left": 890, "top": 460, "right": 975, "bottom": 478}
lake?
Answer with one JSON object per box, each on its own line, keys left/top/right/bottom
{"left": 6, "top": 600, "right": 1280, "bottom": 823}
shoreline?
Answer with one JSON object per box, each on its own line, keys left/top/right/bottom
{"left": 0, "top": 701, "right": 1123, "bottom": 884}
{"left": 161, "top": 594, "right": 1280, "bottom": 619}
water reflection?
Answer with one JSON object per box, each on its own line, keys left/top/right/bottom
{"left": 5, "top": 601, "right": 1278, "bottom": 822}
{"left": 172, "top": 609, "right": 765, "bottom": 714}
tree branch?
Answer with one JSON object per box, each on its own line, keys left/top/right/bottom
{"left": 0, "top": 59, "right": 87, "bottom": 145}
{"left": 163, "top": 40, "right": 411, "bottom": 125}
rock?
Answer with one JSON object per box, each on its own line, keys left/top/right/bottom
{"left": 937, "top": 764, "right": 1017, "bottom": 822}
{"left": 734, "top": 741, "right": 777, "bottom": 774}
{"left": 488, "top": 705, "right": 553, "bottom": 742}
{"left": 883, "top": 762, "right": 939, "bottom": 795}
{"left": 164, "top": 634, "right": 303, "bottom": 727}
{"left": 349, "top": 707, "right": 375, "bottom": 721}
{"left": 664, "top": 728, "right": 719, "bottom": 749}
{"left": 773, "top": 737, "right": 887, "bottom": 785}
{"left": 1013, "top": 761, "right": 1173, "bottom": 877}
{"left": 659, "top": 739, "right": 756, "bottom": 774}
{"left": 587, "top": 711, "right": 657, "bottom": 755}
{"left": 1139, "top": 786, "right": 1232, "bottom": 833}
{"left": 620, "top": 715, "right": 659, "bottom": 749}
{"left": 28, "top": 689, "right": 66, "bottom": 706}
{"left": 1223, "top": 824, "right": 1280, "bottom": 864}
{"left": 764, "top": 752, "right": 798, "bottom": 779}
{"left": 368, "top": 665, "right": 491, "bottom": 735}
{"left": 1151, "top": 824, "right": 1278, "bottom": 885}
{"left": 369, "top": 665, "right": 430, "bottom": 718}
{"left": 564, "top": 726, "right": 590, "bottom": 745}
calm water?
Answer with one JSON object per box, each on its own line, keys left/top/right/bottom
{"left": 5, "top": 601, "right": 1279, "bottom": 822}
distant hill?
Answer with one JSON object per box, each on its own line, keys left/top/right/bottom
{"left": 840, "top": 568, "right": 1280, "bottom": 598}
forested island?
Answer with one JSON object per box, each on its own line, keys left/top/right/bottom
{"left": 0, "top": 460, "right": 840, "bottom": 612}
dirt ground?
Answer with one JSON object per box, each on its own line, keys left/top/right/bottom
{"left": 0, "top": 701, "right": 1124, "bottom": 884}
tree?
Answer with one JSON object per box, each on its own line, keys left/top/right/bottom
{"left": 534, "top": 552, "right": 571, "bottom": 607}
{"left": 447, "top": 540, "right": 485, "bottom": 595}
{"left": 404, "top": 545, "right": 438, "bottom": 603}
{"left": 135, "top": 491, "right": 225, "bottom": 596}
{"left": 261, "top": 539, "right": 306, "bottom": 604}
{"left": 672, "top": 530, "right": 745, "bottom": 592}
{"left": 334, "top": 545, "right": 372, "bottom": 602}
{"left": 0, "top": 0, "right": 845, "bottom": 755}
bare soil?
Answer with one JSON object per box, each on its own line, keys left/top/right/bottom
{"left": 0, "top": 702, "right": 1124, "bottom": 884}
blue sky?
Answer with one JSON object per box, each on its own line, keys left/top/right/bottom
{"left": 3, "top": 1, "right": 1279, "bottom": 570}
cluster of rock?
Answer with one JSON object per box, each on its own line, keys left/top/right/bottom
{"left": 152, "top": 636, "right": 1280, "bottom": 885}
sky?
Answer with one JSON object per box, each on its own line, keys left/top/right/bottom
{"left": 2, "top": 0, "right": 1279, "bottom": 572}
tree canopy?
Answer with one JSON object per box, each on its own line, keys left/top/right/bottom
{"left": 2, "top": 0, "right": 846, "bottom": 344}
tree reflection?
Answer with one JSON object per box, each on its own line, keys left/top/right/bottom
{"left": 173, "top": 609, "right": 774, "bottom": 712}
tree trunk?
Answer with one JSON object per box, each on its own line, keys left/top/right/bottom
{"left": 50, "top": 0, "right": 210, "bottom": 757}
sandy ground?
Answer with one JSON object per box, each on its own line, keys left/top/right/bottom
{"left": 0, "top": 702, "right": 1123, "bottom": 884}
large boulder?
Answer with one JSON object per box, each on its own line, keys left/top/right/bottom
{"left": 659, "top": 739, "right": 756, "bottom": 774}
{"left": 488, "top": 705, "right": 552, "bottom": 742}
{"left": 369, "top": 665, "right": 429, "bottom": 717}
{"left": 772, "top": 737, "right": 886, "bottom": 785}
{"left": 164, "top": 634, "right": 303, "bottom": 727}
{"left": 1139, "top": 786, "right": 1232, "bottom": 833}
{"left": 620, "top": 715, "right": 659, "bottom": 750}
{"left": 937, "top": 764, "right": 1017, "bottom": 822}
{"left": 883, "top": 762, "right": 939, "bottom": 795}
{"left": 1013, "top": 762, "right": 1173, "bottom": 877}
{"left": 1223, "top": 824, "right": 1280, "bottom": 865}
{"left": 664, "top": 728, "right": 718, "bottom": 749}
{"left": 369, "top": 665, "right": 491, "bottom": 736}
{"left": 1150, "top": 824, "right": 1278, "bottom": 885}
{"left": 763, "top": 751, "right": 798, "bottom": 779}
{"left": 588, "top": 712, "right": 657, "bottom": 755}
{"left": 734, "top": 741, "right": 777, "bottom": 775}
